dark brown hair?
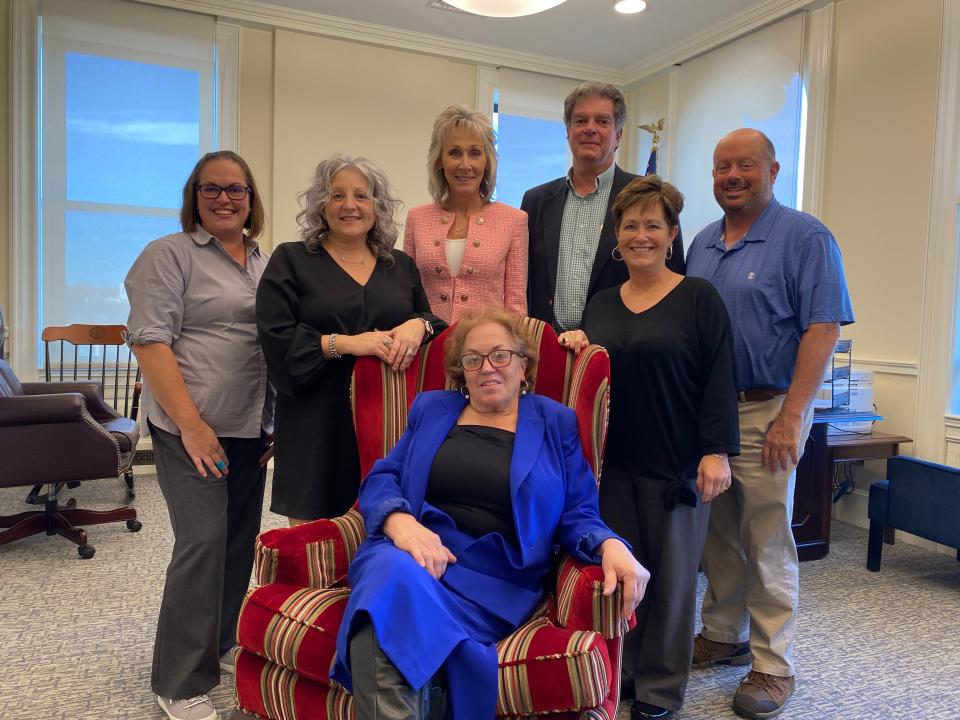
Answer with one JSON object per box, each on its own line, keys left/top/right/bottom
{"left": 180, "top": 150, "right": 265, "bottom": 240}
{"left": 611, "top": 174, "right": 684, "bottom": 229}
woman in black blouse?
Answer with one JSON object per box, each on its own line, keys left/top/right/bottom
{"left": 256, "top": 154, "right": 444, "bottom": 524}
{"left": 559, "top": 175, "right": 740, "bottom": 719}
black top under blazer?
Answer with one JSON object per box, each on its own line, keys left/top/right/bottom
{"left": 521, "top": 165, "right": 686, "bottom": 330}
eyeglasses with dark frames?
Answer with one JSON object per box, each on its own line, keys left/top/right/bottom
{"left": 460, "top": 349, "right": 524, "bottom": 372}
{"left": 197, "top": 182, "right": 251, "bottom": 200}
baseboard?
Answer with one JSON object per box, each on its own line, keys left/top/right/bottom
{"left": 832, "top": 488, "right": 956, "bottom": 556}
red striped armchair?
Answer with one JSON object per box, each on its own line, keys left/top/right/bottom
{"left": 233, "top": 318, "right": 629, "bottom": 720}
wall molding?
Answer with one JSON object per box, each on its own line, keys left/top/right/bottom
{"left": 132, "top": 0, "right": 620, "bottom": 84}
{"left": 914, "top": 0, "right": 960, "bottom": 463}
{"left": 852, "top": 357, "right": 919, "bottom": 377}
{"left": 8, "top": 0, "right": 40, "bottom": 378}
{"left": 620, "top": 0, "right": 820, "bottom": 87}
{"left": 215, "top": 21, "right": 240, "bottom": 151}
{"left": 799, "top": 3, "right": 834, "bottom": 218}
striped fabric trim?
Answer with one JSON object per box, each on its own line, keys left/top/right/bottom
{"left": 306, "top": 540, "right": 338, "bottom": 589}
{"left": 255, "top": 543, "right": 280, "bottom": 586}
{"left": 261, "top": 587, "right": 351, "bottom": 671}
{"left": 564, "top": 631, "right": 608, "bottom": 710}
{"left": 496, "top": 616, "right": 608, "bottom": 716}
{"left": 554, "top": 557, "right": 628, "bottom": 640}
{"left": 326, "top": 683, "right": 355, "bottom": 720}
{"left": 592, "top": 380, "right": 609, "bottom": 482}
{"left": 497, "top": 616, "right": 546, "bottom": 714}
{"left": 593, "top": 581, "right": 623, "bottom": 639}
{"left": 329, "top": 509, "right": 365, "bottom": 566}
{"left": 378, "top": 364, "right": 411, "bottom": 459}
{"left": 554, "top": 556, "right": 580, "bottom": 628}
{"left": 566, "top": 344, "right": 611, "bottom": 480}
{"left": 259, "top": 659, "right": 299, "bottom": 720}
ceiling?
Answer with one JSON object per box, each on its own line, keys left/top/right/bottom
{"left": 206, "top": 0, "right": 814, "bottom": 81}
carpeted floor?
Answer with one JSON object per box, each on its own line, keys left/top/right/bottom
{"left": 0, "top": 473, "right": 958, "bottom": 720}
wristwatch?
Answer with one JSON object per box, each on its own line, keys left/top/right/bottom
{"left": 419, "top": 317, "right": 434, "bottom": 337}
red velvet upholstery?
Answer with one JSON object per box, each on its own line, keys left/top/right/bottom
{"left": 235, "top": 319, "right": 624, "bottom": 719}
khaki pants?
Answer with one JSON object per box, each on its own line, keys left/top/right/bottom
{"left": 699, "top": 397, "right": 813, "bottom": 677}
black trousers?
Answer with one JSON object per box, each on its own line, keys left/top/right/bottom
{"left": 599, "top": 466, "right": 710, "bottom": 711}
{"left": 150, "top": 422, "right": 267, "bottom": 699}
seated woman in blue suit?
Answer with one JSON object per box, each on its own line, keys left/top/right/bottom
{"left": 331, "top": 306, "right": 648, "bottom": 720}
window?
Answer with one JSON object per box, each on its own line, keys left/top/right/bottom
{"left": 670, "top": 13, "right": 805, "bottom": 240}
{"left": 27, "top": 0, "right": 217, "bottom": 369}
{"left": 491, "top": 68, "right": 576, "bottom": 207}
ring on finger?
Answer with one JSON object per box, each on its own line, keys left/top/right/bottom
{"left": 383, "top": 338, "right": 393, "bottom": 347}
{"left": 406, "top": 348, "right": 415, "bottom": 355}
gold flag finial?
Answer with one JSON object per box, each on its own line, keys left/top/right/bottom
{"left": 638, "top": 118, "right": 665, "bottom": 151}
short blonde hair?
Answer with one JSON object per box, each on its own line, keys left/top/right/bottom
{"left": 444, "top": 306, "right": 538, "bottom": 390}
{"left": 426, "top": 105, "right": 498, "bottom": 205}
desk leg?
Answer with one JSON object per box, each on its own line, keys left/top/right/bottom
{"left": 883, "top": 526, "right": 895, "bottom": 545}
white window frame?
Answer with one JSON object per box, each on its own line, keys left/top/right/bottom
{"left": 917, "top": 0, "right": 960, "bottom": 463}
{"left": 8, "top": 2, "right": 238, "bottom": 379}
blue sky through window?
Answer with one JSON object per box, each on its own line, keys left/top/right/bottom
{"left": 495, "top": 114, "right": 568, "bottom": 208}
{"left": 65, "top": 52, "right": 200, "bottom": 209}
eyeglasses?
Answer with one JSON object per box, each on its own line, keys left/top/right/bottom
{"left": 460, "top": 349, "right": 524, "bottom": 372}
{"left": 197, "top": 182, "right": 251, "bottom": 200}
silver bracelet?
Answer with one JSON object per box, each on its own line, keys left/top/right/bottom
{"left": 328, "top": 333, "right": 342, "bottom": 359}
{"left": 711, "top": 453, "right": 727, "bottom": 460}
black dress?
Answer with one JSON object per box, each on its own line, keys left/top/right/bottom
{"left": 256, "top": 243, "right": 441, "bottom": 520}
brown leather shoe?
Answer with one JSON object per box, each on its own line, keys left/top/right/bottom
{"left": 732, "top": 671, "right": 795, "bottom": 719}
{"left": 691, "top": 633, "right": 752, "bottom": 669}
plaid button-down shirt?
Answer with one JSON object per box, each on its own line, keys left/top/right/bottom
{"left": 552, "top": 163, "right": 616, "bottom": 330}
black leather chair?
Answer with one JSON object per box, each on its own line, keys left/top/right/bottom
{"left": 0, "top": 359, "right": 142, "bottom": 558}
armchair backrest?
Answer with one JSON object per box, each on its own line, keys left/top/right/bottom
{"left": 350, "top": 317, "right": 610, "bottom": 481}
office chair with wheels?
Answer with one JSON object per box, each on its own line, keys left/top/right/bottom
{"left": 29, "top": 324, "right": 142, "bottom": 501}
{"left": 0, "top": 359, "right": 142, "bottom": 558}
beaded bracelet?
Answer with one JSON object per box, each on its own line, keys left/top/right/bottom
{"left": 328, "top": 333, "right": 342, "bottom": 359}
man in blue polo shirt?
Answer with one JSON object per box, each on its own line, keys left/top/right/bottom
{"left": 686, "top": 128, "right": 854, "bottom": 719}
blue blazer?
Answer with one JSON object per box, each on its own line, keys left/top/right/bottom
{"left": 332, "top": 390, "right": 622, "bottom": 704}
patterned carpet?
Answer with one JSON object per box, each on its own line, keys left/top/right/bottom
{"left": 0, "top": 474, "right": 957, "bottom": 720}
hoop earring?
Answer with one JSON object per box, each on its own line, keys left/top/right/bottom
{"left": 611, "top": 246, "right": 624, "bottom": 262}
{"left": 666, "top": 245, "right": 673, "bottom": 261}
{"left": 520, "top": 379, "right": 530, "bottom": 396}
{"left": 459, "top": 385, "right": 470, "bottom": 400}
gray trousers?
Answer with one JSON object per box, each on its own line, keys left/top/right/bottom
{"left": 150, "top": 422, "right": 266, "bottom": 700}
{"left": 599, "top": 466, "right": 710, "bottom": 712}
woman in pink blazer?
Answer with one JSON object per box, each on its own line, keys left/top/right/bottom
{"left": 403, "top": 105, "right": 528, "bottom": 324}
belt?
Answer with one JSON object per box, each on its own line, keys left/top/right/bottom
{"left": 739, "top": 388, "right": 788, "bottom": 403}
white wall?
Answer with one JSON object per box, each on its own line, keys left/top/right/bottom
{"left": 270, "top": 30, "right": 476, "bottom": 251}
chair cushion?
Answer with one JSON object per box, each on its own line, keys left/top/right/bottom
{"left": 101, "top": 416, "right": 138, "bottom": 453}
{"left": 238, "top": 583, "right": 350, "bottom": 685}
{"left": 237, "top": 585, "right": 611, "bottom": 716}
{"left": 236, "top": 648, "right": 354, "bottom": 720}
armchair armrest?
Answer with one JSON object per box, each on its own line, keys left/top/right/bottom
{"left": 551, "top": 554, "right": 636, "bottom": 640}
{"left": 0, "top": 392, "right": 87, "bottom": 426}
{"left": 254, "top": 508, "right": 366, "bottom": 589}
{"left": 22, "top": 381, "right": 121, "bottom": 422}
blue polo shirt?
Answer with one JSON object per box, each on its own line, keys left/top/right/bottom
{"left": 686, "top": 197, "right": 854, "bottom": 391}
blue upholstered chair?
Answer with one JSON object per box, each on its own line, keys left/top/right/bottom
{"left": 867, "top": 456, "right": 960, "bottom": 571}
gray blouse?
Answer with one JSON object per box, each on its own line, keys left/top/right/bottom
{"left": 124, "top": 229, "right": 273, "bottom": 439}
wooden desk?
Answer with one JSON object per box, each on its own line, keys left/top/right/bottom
{"left": 793, "top": 422, "right": 912, "bottom": 561}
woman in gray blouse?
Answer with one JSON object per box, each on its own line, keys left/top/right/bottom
{"left": 125, "top": 151, "right": 273, "bottom": 720}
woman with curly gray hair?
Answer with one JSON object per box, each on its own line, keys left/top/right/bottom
{"left": 257, "top": 154, "right": 445, "bottom": 524}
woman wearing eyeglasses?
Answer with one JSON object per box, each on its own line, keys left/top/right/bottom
{"left": 125, "top": 151, "right": 274, "bottom": 720}
{"left": 328, "top": 306, "right": 648, "bottom": 720}
{"left": 256, "top": 154, "right": 445, "bottom": 526}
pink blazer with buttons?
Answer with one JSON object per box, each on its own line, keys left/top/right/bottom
{"left": 402, "top": 201, "right": 529, "bottom": 324}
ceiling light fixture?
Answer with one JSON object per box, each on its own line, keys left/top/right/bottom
{"left": 614, "top": 0, "right": 647, "bottom": 13}
{"left": 442, "top": 0, "right": 568, "bottom": 17}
